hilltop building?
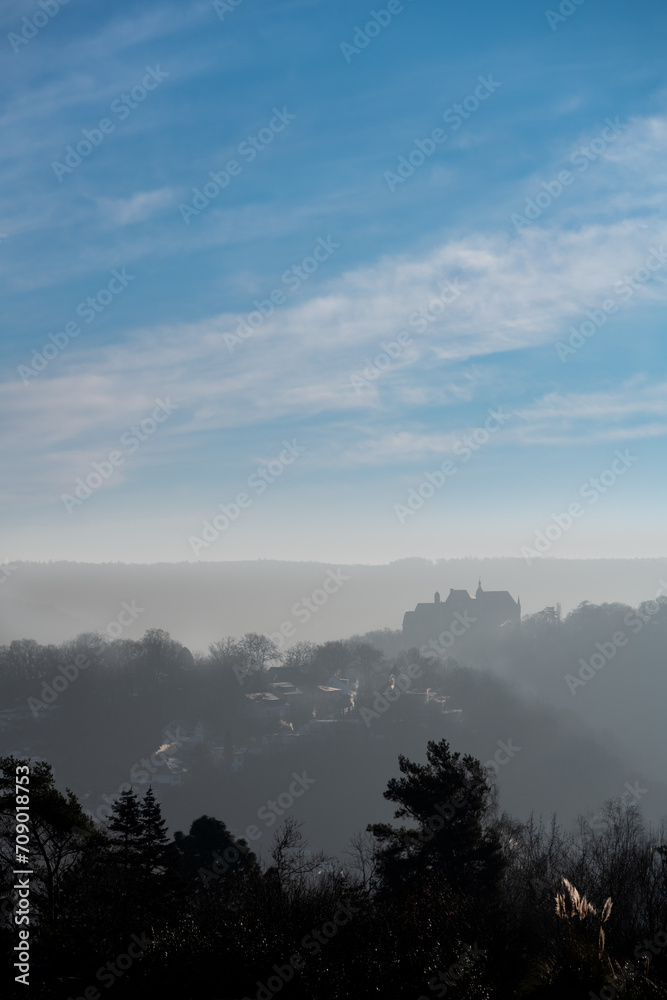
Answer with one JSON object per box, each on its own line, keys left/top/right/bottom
{"left": 402, "top": 581, "right": 521, "bottom": 651}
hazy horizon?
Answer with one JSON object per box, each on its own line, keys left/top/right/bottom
{"left": 3, "top": 555, "right": 667, "bottom": 650}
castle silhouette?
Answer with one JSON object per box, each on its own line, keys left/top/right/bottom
{"left": 402, "top": 581, "right": 521, "bottom": 650}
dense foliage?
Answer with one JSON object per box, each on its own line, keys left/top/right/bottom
{"left": 2, "top": 742, "right": 667, "bottom": 999}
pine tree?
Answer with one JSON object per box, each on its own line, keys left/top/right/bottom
{"left": 107, "top": 787, "right": 143, "bottom": 871}
{"left": 139, "top": 787, "right": 172, "bottom": 878}
{"left": 138, "top": 786, "right": 181, "bottom": 924}
{"left": 106, "top": 788, "right": 145, "bottom": 936}
{"left": 367, "top": 738, "right": 505, "bottom": 898}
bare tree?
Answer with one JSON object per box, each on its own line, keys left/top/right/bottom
{"left": 270, "top": 817, "right": 328, "bottom": 891}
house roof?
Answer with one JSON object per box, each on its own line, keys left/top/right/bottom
{"left": 268, "top": 681, "right": 303, "bottom": 696}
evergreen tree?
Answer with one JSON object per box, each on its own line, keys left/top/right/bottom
{"left": 138, "top": 787, "right": 173, "bottom": 878}
{"left": 138, "top": 786, "right": 181, "bottom": 925}
{"left": 106, "top": 787, "right": 145, "bottom": 936}
{"left": 107, "top": 787, "right": 143, "bottom": 870}
{"left": 174, "top": 814, "right": 260, "bottom": 891}
{"left": 106, "top": 786, "right": 179, "bottom": 937}
{"left": 367, "top": 738, "right": 505, "bottom": 897}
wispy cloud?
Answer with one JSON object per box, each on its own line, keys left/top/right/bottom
{"left": 4, "top": 208, "right": 667, "bottom": 467}
{"left": 4, "top": 104, "right": 667, "bottom": 501}
{"left": 516, "top": 378, "right": 667, "bottom": 445}
{"left": 96, "top": 187, "right": 175, "bottom": 226}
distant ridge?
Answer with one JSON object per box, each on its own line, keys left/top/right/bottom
{"left": 2, "top": 557, "right": 667, "bottom": 649}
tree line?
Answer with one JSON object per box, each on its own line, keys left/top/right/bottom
{"left": 2, "top": 740, "right": 667, "bottom": 999}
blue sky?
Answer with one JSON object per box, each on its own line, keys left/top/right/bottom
{"left": 1, "top": 0, "right": 666, "bottom": 564}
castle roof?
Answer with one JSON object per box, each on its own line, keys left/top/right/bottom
{"left": 475, "top": 590, "right": 518, "bottom": 609}
{"left": 402, "top": 583, "right": 521, "bottom": 646}
{"left": 406, "top": 586, "right": 520, "bottom": 617}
